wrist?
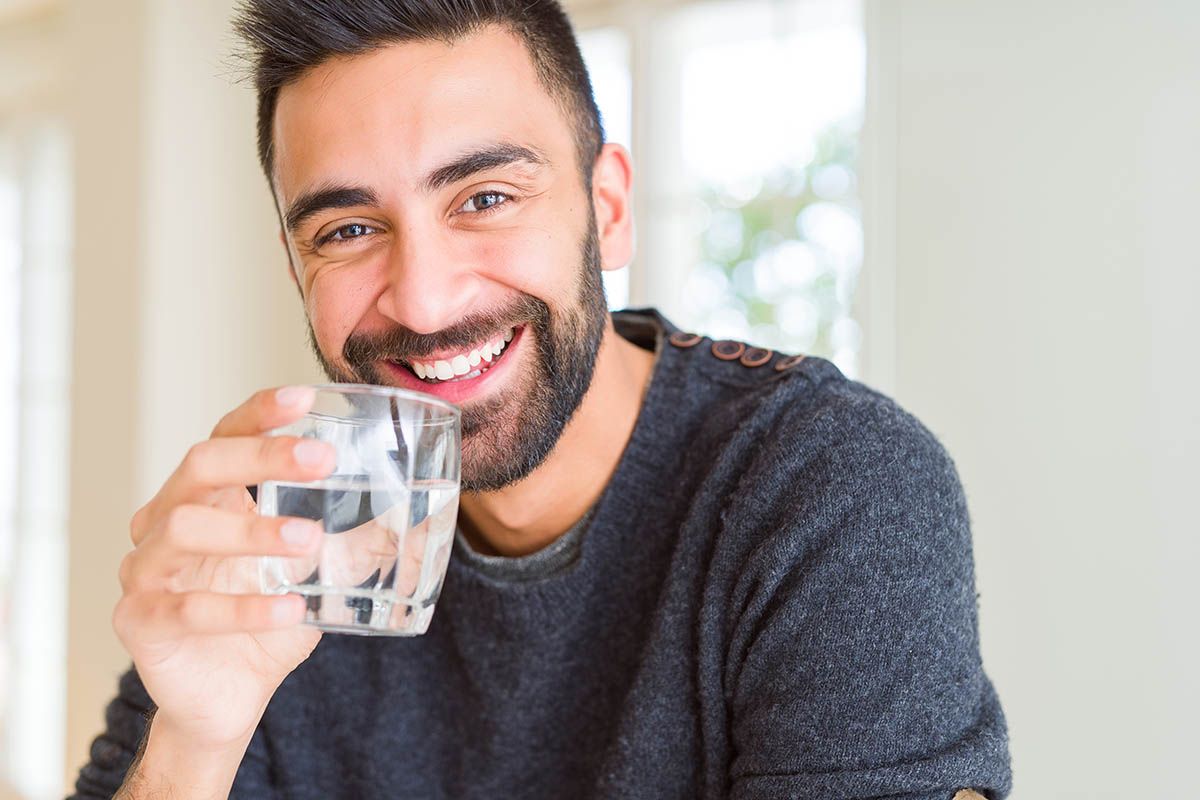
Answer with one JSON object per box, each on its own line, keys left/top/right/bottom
{"left": 125, "top": 714, "right": 255, "bottom": 800}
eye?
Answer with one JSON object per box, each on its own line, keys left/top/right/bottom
{"left": 458, "top": 191, "right": 512, "bottom": 215}
{"left": 316, "top": 222, "right": 377, "bottom": 247}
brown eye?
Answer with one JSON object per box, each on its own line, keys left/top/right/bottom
{"left": 459, "top": 192, "right": 511, "bottom": 214}
{"left": 319, "top": 223, "right": 376, "bottom": 246}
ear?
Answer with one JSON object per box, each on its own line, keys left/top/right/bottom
{"left": 590, "top": 143, "right": 635, "bottom": 272}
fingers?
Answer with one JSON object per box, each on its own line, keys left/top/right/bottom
{"left": 113, "top": 590, "right": 307, "bottom": 644}
{"left": 210, "top": 386, "right": 316, "bottom": 439}
{"left": 122, "top": 505, "right": 323, "bottom": 590}
{"left": 177, "top": 435, "right": 335, "bottom": 494}
{"left": 134, "top": 436, "right": 335, "bottom": 543}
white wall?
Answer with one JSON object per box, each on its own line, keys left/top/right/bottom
{"left": 64, "top": 0, "right": 318, "bottom": 789}
{"left": 863, "top": 2, "right": 1200, "bottom": 797}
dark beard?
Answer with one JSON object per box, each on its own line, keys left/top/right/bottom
{"left": 308, "top": 217, "right": 608, "bottom": 492}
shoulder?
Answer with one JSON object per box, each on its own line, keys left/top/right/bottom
{"left": 666, "top": 340, "right": 973, "bottom": 593}
{"left": 648, "top": 316, "right": 945, "bottom": 468}
{"left": 622, "top": 309, "right": 968, "bottom": 551}
{"left": 662, "top": 328, "right": 961, "bottom": 506}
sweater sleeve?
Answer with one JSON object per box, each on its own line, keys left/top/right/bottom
{"left": 68, "top": 665, "right": 278, "bottom": 798}
{"left": 723, "top": 390, "right": 1011, "bottom": 800}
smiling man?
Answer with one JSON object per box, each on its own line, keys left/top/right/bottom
{"left": 72, "top": 2, "right": 1010, "bottom": 799}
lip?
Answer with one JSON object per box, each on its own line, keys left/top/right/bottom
{"left": 379, "top": 325, "right": 527, "bottom": 407}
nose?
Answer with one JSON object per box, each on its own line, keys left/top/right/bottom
{"left": 374, "top": 222, "right": 479, "bottom": 334}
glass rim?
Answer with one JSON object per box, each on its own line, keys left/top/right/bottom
{"left": 307, "top": 382, "right": 461, "bottom": 419}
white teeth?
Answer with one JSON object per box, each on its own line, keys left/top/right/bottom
{"left": 406, "top": 327, "right": 517, "bottom": 382}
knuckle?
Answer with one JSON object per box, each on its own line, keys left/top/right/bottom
{"left": 256, "top": 387, "right": 278, "bottom": 412}
{"left": 250, "top": 389, "right": 278, "bottom": 427}
{"left": 117, "top": 552, "right": 134, "bottom": 591}
{"left": 211, "top": 410, "right": 235, "bottom": 438}
{"left": 113, "top": 593, "right": 150, "bottom": 642}
{"left": 111, "top": 596, "right": 131, "bottom": 639}
{"left": 129, "top": 504, "right": 150, "bottom": 542}
{"left": 181, "top": 442, "right": 211, "bottom": 482}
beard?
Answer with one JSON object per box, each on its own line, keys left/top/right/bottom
{"left": 308, "top": 216, "right": 608, "bottom": 493}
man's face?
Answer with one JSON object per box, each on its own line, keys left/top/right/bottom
{"left": 271, "top": 27, "right": 610, "bottom": 492}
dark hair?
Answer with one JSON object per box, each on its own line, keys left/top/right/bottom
{"left": 233, "top": 0, "right": 605, "bottom": 189}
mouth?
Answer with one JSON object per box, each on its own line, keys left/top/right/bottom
{"left": 388, "top": 325, "right": 518, "bottom": 384}
{"left": 378, "top": 325, "right": 526, "bottom": 405}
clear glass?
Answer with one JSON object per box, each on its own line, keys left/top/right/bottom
{"left": 258, "top": 384, "right": 461, "bottom": 636}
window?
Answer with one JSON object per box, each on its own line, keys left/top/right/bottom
{"left": 1, "top": 5, "right": 71, "bottom": 797}
{"left": 570, "top": 0, "right": 865, "bottom": 375}
{"left": 0, "top": 115, "right": 71, "bottom": 800}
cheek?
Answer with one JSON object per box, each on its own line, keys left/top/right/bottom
{"left": 307, "top": 272, "right": 382, "bottom": 357}
{"left": 474, "top": 228, "right": 577, "bottom": 304}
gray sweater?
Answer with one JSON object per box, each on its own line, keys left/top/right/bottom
{"left": 72, "top": 308, "right": 1011, "bottom": 799}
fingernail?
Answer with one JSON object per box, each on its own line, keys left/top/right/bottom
{"left": 281, "top": 520, "right": 318, "bottom": 547}
{"left": 276, "top": 386, "right": 313, "bottom": 407}
{"left": 293, "top": 440, "right": 329, "bottom": 468}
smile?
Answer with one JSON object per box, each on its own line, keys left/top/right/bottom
{"left": 391, "top": 326, "right": 518, "bottom": 384}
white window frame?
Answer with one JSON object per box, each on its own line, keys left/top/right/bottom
{"left": 0, "top": 2, "right": 70, "bottom": 798}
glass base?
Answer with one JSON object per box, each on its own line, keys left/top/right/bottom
{"left": 287, "top": 586, "right": 436, "bottom": 637}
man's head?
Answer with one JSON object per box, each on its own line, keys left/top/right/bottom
{"left": 233, "top": 0, "right": 635, "bottom": 493}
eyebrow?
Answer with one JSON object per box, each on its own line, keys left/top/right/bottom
{"left": 419, "top": 142, "right": 548, "bottom": 193}
{"left": 283, "top": 142, "right": 549, "bottom": 234}
{"left": 284, "top": 185, "right": 378, "bottom": 234}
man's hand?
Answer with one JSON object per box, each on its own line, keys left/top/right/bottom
{"left": 112, "top": 387, "right": 334, "bottom": 778}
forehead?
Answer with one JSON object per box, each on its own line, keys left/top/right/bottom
{"left": 271, "top": 25, "right": 572, "bottom": 199}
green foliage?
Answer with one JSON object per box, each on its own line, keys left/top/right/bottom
{"left": 691, "top": 118, "right": 861, "bottom": 358}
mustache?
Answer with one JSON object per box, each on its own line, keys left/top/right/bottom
{"left": 342, "top": 294, "right": 549, "bottom": 366}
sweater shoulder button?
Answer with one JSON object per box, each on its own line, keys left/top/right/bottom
{"left": 711, "top": 340, "right": 746, "bottom": 361}
{"left": 739, "top": 347, "right": 773, "bottom": 368}
{"left": 668, "top": 331, "right": 703, "bottom": 349}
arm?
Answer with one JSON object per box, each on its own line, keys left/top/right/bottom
{"left": 70, "top": 667, "right": 276, "bottom": 800}
{"left": 723, "top": 394, "right": 1011, "bottom": 800}
{"left": 114, "top": 715, "right": 254, "bottom": 800}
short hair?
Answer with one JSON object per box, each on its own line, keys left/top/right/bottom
{"left": 233, "top": 0, "right": 605, "bottom": 190}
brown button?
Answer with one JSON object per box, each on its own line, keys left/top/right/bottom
{"left": 669, "top": 332, "right": 702, "bottom": 348}
{"left": 711, "top": 340, "right": 746, "bottom": 361}
{"left": 773, "top": 354, "right": 807, "bottom": 371}
{"left": 740, "top": 347, "right": 773, "bottom": 368}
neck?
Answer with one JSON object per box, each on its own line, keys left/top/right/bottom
{"left": 457, "top": 316, "right": 656, "bottom": 557}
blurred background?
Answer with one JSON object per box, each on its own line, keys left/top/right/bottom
{"left": 1, "top": 0, "right": 1197, "bottom": 797}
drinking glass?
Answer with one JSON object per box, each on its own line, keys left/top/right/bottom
{"left": 257, "top": 384, "right": 460, "bottom": 636}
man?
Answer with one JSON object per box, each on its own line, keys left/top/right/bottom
{"left": 72, "top": 1, "right": 1011, "bottom": 797}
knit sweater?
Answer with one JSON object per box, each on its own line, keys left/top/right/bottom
{"left": 72, "top": 308, "right": 1011, "bottom": 799}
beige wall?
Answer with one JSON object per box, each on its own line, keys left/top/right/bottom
{"left": 64, "top": 0, "right": 319, "bottom": 789}
{"left": 864, "top": 1, "right": 1200, "bottom": 797}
